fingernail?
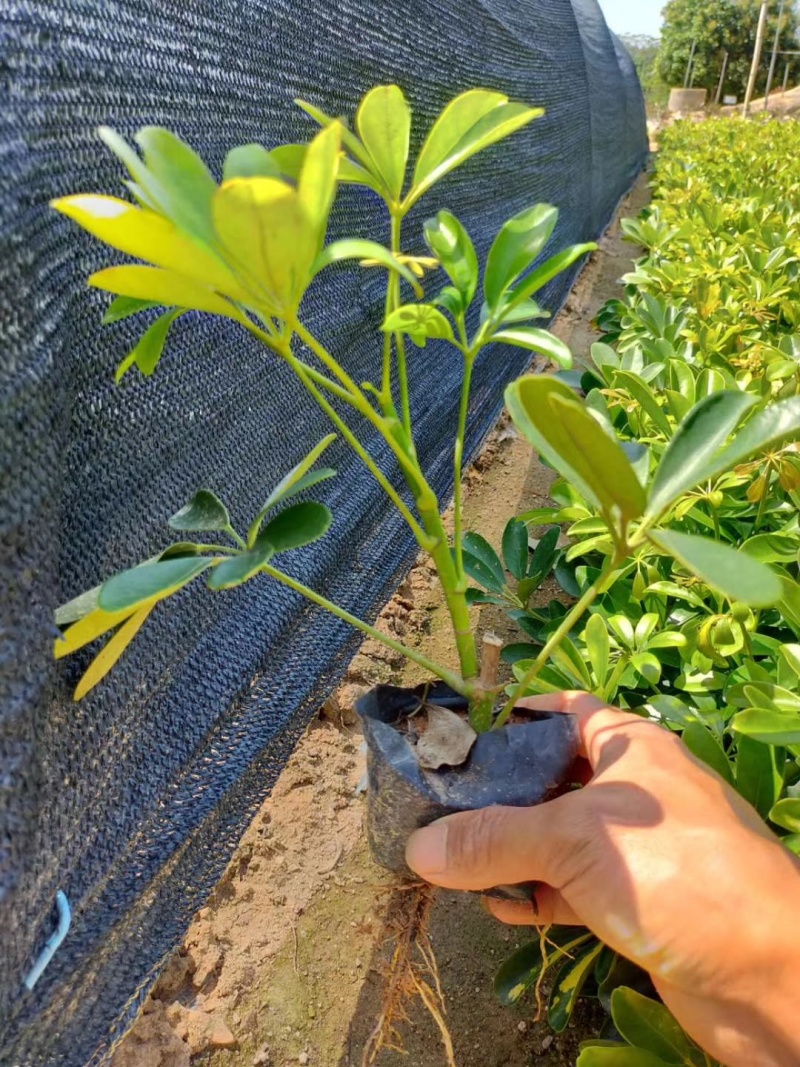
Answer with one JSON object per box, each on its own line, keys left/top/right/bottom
{"left": 406, "top": 823, "right": 449, "bottom": 876}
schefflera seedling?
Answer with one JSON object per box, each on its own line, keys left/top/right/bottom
{"left": 52, "top": 85, "right": 599, "bottom": 876}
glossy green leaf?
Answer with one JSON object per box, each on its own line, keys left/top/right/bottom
{"left": 355, "top": 85, "right": 410, "bottom": 200}
{"left": 260, "top": 501, "right": 332, "bottom": 553}
{"left": 506, "top": 243, "right": 597, "bottom": 310}
{"left": 98, "top": 126, "right": 166, "bottom": 213}
{"left": 649, "top": 530, "right": 781, "bottom": 608}
{"left": 297, "top": 121, "right": 341, "bottom": 245}
{"left": 462, "top": 532, "right": 506, "bottom": 592}
{"left": 168, "top": 489, "right": 231, "bottom": 533}
{"left": 311, "top": 239, "right": 421, "bottom": 294}
{"left": 492, "top": 328, "right": 573, "bottom": 369}
{"left": 528, "top": 526, "right": 560, "bottom": 581}
{"left": 382, "top": 304, "right": 454, "bottom": 347}
{"left": 102, "top": 295, "right": 160, "bottom": 325}
{"left": 681, "top": 723, "right": 734, "bottom": 785}
{"left": 769, "top": 798, "right": 800, "bottom": 833}
{"left": 73, "top": 603, "right": 155, "bottom": 701}
{"left": 207, "top": 534, "right": 274, "bottom": 590}
{"left": 584, "top": 613, "right": 610, "bottom": 689}
{"left": 507, "top": 376, "right": 646, "bottom": 525}
{"left": 735, "top": 736, "right": 785, "bottom": 817}
{"left": 502, "top": 519, "right": 529, "bottom": 581}
{"left": 741, "top": 534, "right": 800, "bottom": 563}
{"left": 577, "top": 1047, "right": 674, "bottom": 1067}
{"left": 494, "top": 299, "right": 550, "bottom": 326}
{"left": 646, "top": 392, "right": 758, "bottom": 520}
{"left": 548, "top": 941, "right": 604, "bottom": 1032}
{"left": 484, "top": 204, "right": 558, "bottom": 309}
{"left": 610, "top": 988, "right": 701, "bottom": 1066}
{"left": 423, "top": 211, "right": 478, "bottom": 305}
{"left": 733, "top": 709, "right": 800, "bottom": 747}
{"left": 707, "top": 395, "right": 800, "bottom": 475}
{"left": 409, "top": 93, "right": 543, "bottom": 206}
{"left": 99, "top": 557, "right": 212, "bottom": 613}
{"left": 493, "top": 929, "right": 592, "bottom": 1006}
{"left": 247, "top": 436, "right": 337, "bottom": 545}
{"left": 223, "top": 144, "right": 282, "bottom": 181}
{"left": 116, "top": 309, "right": 182, "bottom": 382}
{"left": 612, "top": 369, "right": 672, "bottom": 438}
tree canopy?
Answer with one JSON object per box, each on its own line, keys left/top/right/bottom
{"left": 658, "top": 0, "right": 798, "bottom": 98}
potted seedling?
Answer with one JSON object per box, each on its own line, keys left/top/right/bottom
{"left": 51, "top": 85, "right": 798, "bottom": 1066}
{"left": 52, "top": 85, "right": 600, "bottom": 877}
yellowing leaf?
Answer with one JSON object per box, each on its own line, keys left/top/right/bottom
{"left": 73, "top": 604, "right": 155, "bottom": 701}
{"left": 213, "top": 178, "right": 317, "bottom": 314}
{"left": 88, "top": 265, "right": 248, "bottom": 323}
{"left": 355, "top": 85, "right": 411, "bottom": 201}
{"left": 51, "top": 195, "right": 250, "bottom": 302}
{"left": 55, "top": 604, "right": 142, "bottom": 659}
{"left": 297, "top": 123, "right": 342, "bottom": 245}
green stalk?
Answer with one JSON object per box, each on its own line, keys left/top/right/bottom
{"left": 754, "top": 467, "right": 772, "bottom": 531}
{"left": 602, "top": 655, "right": 630, "bottom": 703}
{"left": 261, "top": 563, "right": 472, "bottom": 698}
{"left": 389, "top": 210, "right": 413, "bottom": 438}
{"left": 496, "top": 555, "right": 624, "bottom": 729}
{"left": 279, "top": 345, "right": 432, "bottom": 550}
{"left": 453, "top": 354, "right": 475, "bottom": 588}
{"left": 290, "top": 328, "right": 480, "bottom": 686}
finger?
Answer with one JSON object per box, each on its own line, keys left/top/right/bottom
{"left": 516, "top": 691, "right": 662, "bottom": 768}
{"left": 486, "top": 886, "right": 582, "bottom": 927}
{"left": 406, "top": 800, "right": 578, "bottom": 892}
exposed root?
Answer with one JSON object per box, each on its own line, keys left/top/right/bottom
{"left": 361, "top": 883, "right": 456, "bottom": 1067}
{"left": 532, "top": 924, "right": 551, "bottom": 1022}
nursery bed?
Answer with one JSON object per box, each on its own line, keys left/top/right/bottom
{"left": 110, "top": 174, "right": 652, "bottom": 1067}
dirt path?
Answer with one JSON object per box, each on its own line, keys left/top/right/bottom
{"left": 111, "top": 173, "right": 652, "bottom": 1067}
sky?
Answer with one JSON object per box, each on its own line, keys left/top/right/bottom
{"left": 598, "top": 0, "right": 664, "bottom": 37}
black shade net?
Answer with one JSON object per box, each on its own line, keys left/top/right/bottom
{"left": 0, "top": 1, "right": 646, "bottom": 1063}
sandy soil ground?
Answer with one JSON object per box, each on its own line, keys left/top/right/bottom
{"left": 110, "top": 173, "right": 652, "bottom": 1067}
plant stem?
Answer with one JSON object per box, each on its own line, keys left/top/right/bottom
{"left": 278, "top": 344, "right": 431, "bottom": 549}
{"left": 452, "top": 354, "right": 475, "bottom": 588}
{"left": 754, "top": 469, "right": 771, "bottom": 531}
{"left": 389, "top": 210, "right": 412, "bottom": 438}
{"left": 496, "top": 556, "right": 624, "bottom": 728}
{"left": 261, "top": 563, "right": 471, "bottom": 698}
{"left": 602, "top": 655, "right": 630, "bottom": 703}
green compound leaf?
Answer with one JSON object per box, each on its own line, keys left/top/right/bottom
{"left": 382, "top": 304, "right": 455, "bottom": 348}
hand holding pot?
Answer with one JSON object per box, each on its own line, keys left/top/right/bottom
{"left": 406, "top": 692, "right": 800, "bottom": 1067}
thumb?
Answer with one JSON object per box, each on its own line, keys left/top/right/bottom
{"left": 405, "top": 798, "right": 579, "bottom": 892}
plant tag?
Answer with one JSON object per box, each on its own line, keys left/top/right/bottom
{"left": 415, "top": 704, "right": 477, "bottom": 770}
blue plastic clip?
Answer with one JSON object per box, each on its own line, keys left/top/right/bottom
{"left": 23, "top": 891, "right": 71, "bottom": 992}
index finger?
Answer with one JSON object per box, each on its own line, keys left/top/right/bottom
{"left": 516, "top": 691, "right": 663, "bottom": 769}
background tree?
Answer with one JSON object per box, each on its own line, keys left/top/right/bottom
{"left": 622, "top": 34, "right": 670, "bottom": 110}
{"left": 658, "top": 0, "right": 799, "bottom": 98}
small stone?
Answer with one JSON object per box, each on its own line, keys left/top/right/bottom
{"left": 209, "top": 1018, "right": 238, "bottom": 1050}
{"left": 298, "top": 1054, "right": 310, "bottom": 1066}
{"left": 517, "top": 1021, "right": 527, "bottom": 1033}
{"left": 307, "top": 1006, "right": 316, "bottom": 1019}
{"left": 541, "top": 1034, "right": 554, "bottom": 1051}
{"left": 253, "top": 1045, "right": 271, "bottom": 1067}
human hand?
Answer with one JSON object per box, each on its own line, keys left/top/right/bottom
{"left": 406, "top": 692, "right": 800, "bottom": 1067}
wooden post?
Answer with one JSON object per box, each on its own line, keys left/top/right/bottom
{"left": 765, "top": 0, "right": 787, "bottom": 109}
{"left": 479, "top": 633, "right": 503, "bottom": 690}
{"left": 784, "top": 61, "right": 792, "bottom": 92}
{"left": 684, "top": 40, "right": 697, "bottom": 89}
{"left": 744, "top": 2, "right": 769, "bottom": 117}
{"left": 715, "top": 51, "right": 730, "bottom": 105}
